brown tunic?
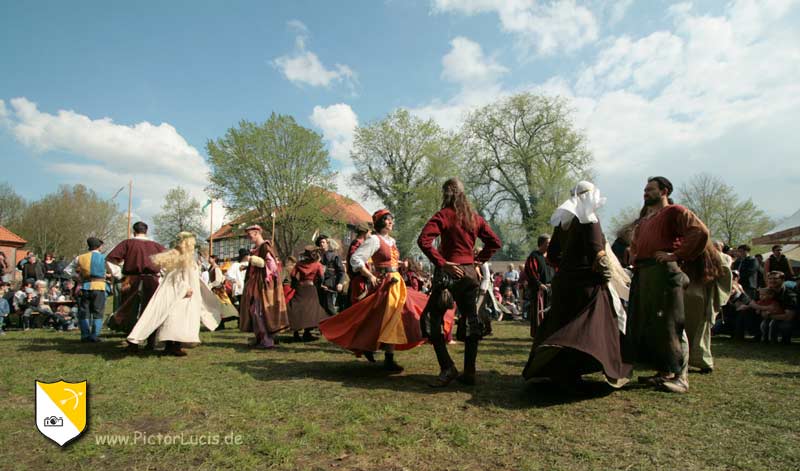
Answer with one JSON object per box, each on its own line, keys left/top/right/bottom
{"left": 106, "top": 237, "right": 167, "bottom": 334}
{"left": 288, "top": 261, "right": 326, "bottom": 331}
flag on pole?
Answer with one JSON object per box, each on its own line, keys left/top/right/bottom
{"left": 202, "top": 199, "right": 212, "bottom": 211}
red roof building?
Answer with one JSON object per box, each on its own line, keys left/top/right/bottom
{"left": 0, "top": 226, "right": 27, "bottom": 279}
{"left": 208, "top": 189, "right": 372, "bottom": 261}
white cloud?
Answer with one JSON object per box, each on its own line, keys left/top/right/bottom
{"left": 310, "top": 103, "right": 358, "bottom": 165}
{"left": 410, "top": 37, "right": 510, "bottom": 130}
{"left": 308, "top": 103, "right": 383, "bottom": 213}
{"left": 576, "top": 31, "right": 684, "bottom": 94}
{"left": 442, "top": 37, "right": 508, "bottom": 85}
{"left": 273, "top": 21, "right": 357, "bottom": 89}
{"left": 608, "top": 0, "right": 634, "bottom": 26}
{"left": 432, "top": 0, "right": 598, "bottom": 56}
{"left": 570, "top": 0, "right": 800, "bottom": 218}
{"left": 417, "top": 0, "right": 800, "bottom": 220}
{"left": 1, "top": 98, "right": 216, "bottom": 225}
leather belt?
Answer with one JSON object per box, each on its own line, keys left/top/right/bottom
{"left": 376, "top": 267, "right": 398, "bottom": 274}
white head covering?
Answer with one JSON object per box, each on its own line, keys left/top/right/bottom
{"left": 549, "top": 181, "right": 607, "bottom": 229}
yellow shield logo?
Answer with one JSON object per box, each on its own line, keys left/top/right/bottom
{"left": 35, "top": 380, "right": 88, "bottom": 446}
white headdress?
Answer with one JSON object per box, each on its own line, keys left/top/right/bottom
{"left": 549, "top": 181, "right": 607, "bottom": 229}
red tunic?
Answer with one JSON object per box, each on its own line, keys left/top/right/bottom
{"left": 347, "top": 238, "right": 370, "bottom": 303}
{"left": 631, "top": 205, "right": 709, "bottom": 262}
{"left": 417, "top": 207, "right": 502, "bottom": 267}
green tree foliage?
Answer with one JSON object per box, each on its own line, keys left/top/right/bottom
{"left": 462, "top": 93, "right": 593, "bottom": 240}
{"left": 206, "top": 113, "right": 336, "bottom": 259}
{"left": 11, "top": 184, "right": 125, "bottom": 258}
{"left": 351, "top": 109, "right": 462, "bottom": 255}
{"left": 677, "top": 173, "right": 773, "bottom": 246}
{"left": 152, "top": 187, "right": 207, "bottom": 245}
{"left": 0, "top": 181, "right": 26, "bottom": 228}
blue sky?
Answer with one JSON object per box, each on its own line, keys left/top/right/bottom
{"left": 2, "top": 0, "right": 799, "bottom": 231}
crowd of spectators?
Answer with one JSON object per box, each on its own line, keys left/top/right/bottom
{"left": 714, "top": 244, "right": 798, "bottom": 344}
{"left": 0, "top": 251, "right": 79, "bottom": 334}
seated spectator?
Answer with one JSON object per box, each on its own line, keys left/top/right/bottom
{"left": 13, "top": 281, "right": 31, "bottom": 311}
{"left": 52, "top": 304, "right": 76, "bottom": 331}
{"left": 0, "top": 282, "right": 9, "bottom": 335}
{"left": 17, "top": 286, "right": 39, "bottom": 330}
{"left": 714, "top": 270, "right": 749, "bottom": 336}
{"left": 746, "top": 288, "right": 786, "bottom": 343}
{"left": 47, "top": 284, "right": 62, "bottom": 302}
{"left": 759, "top": 272, "right": 796, "bottom": 344}
{"left": 501, "top": 286, "right": 521, "bottom": 320}
{"left": 61, "top": 279, "right": 76, "bottom": 300}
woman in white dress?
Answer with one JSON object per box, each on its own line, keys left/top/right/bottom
{"left": 128, "top": 232, "right": 222, "bottom": 356}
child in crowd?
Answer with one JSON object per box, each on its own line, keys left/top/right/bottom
{"left": 501, "top": 286, "right": 521, "bottom": 320}
{"left": 748, "top": 288, "right": 785, "bottom": 343}
{"left": 0, "top": 283, "right": 10, "bottom": 335}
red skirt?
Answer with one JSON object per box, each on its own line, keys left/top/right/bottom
{"left": 319, "top": 273, "right": 454, "bottom": 353}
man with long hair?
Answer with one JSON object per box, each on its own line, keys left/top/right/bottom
{"left": 626, "top": 176, "right": 710, "bottom": 393}
{"left": 418, "top": 177, "right": 502, "bottom": 387}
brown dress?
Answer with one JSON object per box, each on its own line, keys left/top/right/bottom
{"left": 239, "top": 242, "right": 289, "bottom": 335}
{"left": 288, "top": 261, "right": 327, "bottom": 331}
{"left": 522, "top": 217, "right": 632, "bottom": 384}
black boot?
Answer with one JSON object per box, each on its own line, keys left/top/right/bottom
{"left": 429, "top": 339, "right": 458, "bottom": 387}
{"left": 363, "top": 351, "right": 376, "bottom": 363}
{"left": 302, "top": 328, "right": 318, "bottom": 342}
{"left": 293, "top": 331, "right": 302, "bottom": 342}
{"left": 458, "top": 339, "right": 479, "bottom": 385}
{"left": 383, "top": 352, "right": 404, "bottom": 373}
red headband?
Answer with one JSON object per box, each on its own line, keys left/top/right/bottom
{"left": 372, "top": 209, "right": 392, "bottom": 227}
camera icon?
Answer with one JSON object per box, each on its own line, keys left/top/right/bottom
{"left": 43, "top": 416, "right": 63, "bottom": 427}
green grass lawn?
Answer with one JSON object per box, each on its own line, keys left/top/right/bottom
{"left": 1, "top": 321, "right": 798, "bottom": 470}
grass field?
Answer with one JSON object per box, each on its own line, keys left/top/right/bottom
{"left": 1, "top": 321, "right": 798, "bottom": 470}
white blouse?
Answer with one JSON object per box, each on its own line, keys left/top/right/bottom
{"left": 350, "top": 234, "right": 396, "bottom": 271}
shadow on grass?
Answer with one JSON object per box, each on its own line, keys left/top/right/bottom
{"left": 222, "top": 357, "right": 616, "bottom": 409}
{"left": 710, "top": 336, "right": 800, "bottom": 366}
{"left": 16, "top": 335, "right": 134, "bottom": 360}
{"left": 754, "top": 371, "right": 800, "bottom": 379}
